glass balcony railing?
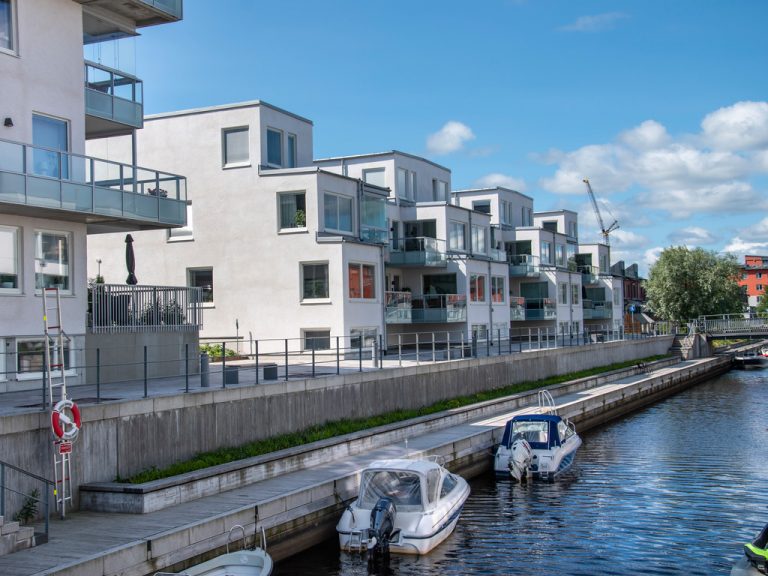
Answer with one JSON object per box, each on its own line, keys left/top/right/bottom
{"left": 385, "top": 291, "right": 467, "bottom": 324}
{"left": 388, "top": 237, "right": 447, "bottom": 267}
{"left": 139, "top": 0, "right": 183, "bottom": 18}
{"left": 583, "top": 299, "right": 613, "bottom": 319}
{"left": 85, "top": 61, "right": 143, "bottom": 131}
{"left": 0, "top": 137, "right": 186, "bottom": 228}
{"left": 578, "top": 265, "right": 600, "bottom": 285}
{"left": 510, "top": 296, "right": 526, "bottom": 321}
{"left": 525, "top": 298, "right": 556, "bottom": 320}
{"left": 489, "top": 248, "right": 507, "bottom": 262}
{"left": 508, "top": 254, "right": 540, "bottom": 277}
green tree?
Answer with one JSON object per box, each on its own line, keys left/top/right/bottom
{"left": 644, "top": 247, "right": 743, "bottom": 321}
{"left": 757, "top": 294, "right": 768, "bottom": 317}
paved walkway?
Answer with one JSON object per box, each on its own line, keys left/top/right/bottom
{"left": 0, "top": 359, "right": 703, "bottom": 576}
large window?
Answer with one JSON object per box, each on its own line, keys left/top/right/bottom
{"left": 559, "top": 282, "right": 568, "bottom": 305}
{"left": 222, "top": 127, "right": 249, "bottom": 166}
{"left": 491, "top": 276, "right": 505, "bottom": 303}
{"left": 541, "top": 241, "right": 552, "bottom": 265}
{"left": 396, "top": 168, "right": 416, "bottom": 201}
{"left": 0, "top": 225, "right": 19, "bottom": 292}
{"left": 556, "top": 244, "right": 566, "bottom": 267}
{"left": 571, "top": 284, "right": 580, "bottom": 305}
{"left": 35, "top": 230, "right": 71, "bottom": 292}
{"left": 286, "top": 133, "right": 297, "bottom": 168}
{"left": 351, "top": 327, "right": 377, "bottom": 349}
{"left": 348, "top": 263, "right": 375, "bottom": 300}
{"left": 363, "top": 168, "right": 386, "bottom": 188}
{"left": 433, "top": 179, "right": 448, "bottom": 201}
{"left": 17, "top": 339, "right": 72, "bottom": 377}
{"left": 304, "top": 330, "right": 330, "bottom": 350}
{"left": 279, "top": 191, "right": 307, "bottom": 229}
{"left": 472, "top": 200, "right": 491, "bottom": 214}
{"left": 188, "top": 268, "right": 213, "bottom": 303}
{"left": 267, "top": 128, "right": 283, "bottom": 167}
{"left": 471, "top": 224, "right": 487, "bottom": 255}
{"left": 324, "top": 193, "right": 353, "bottom": 233}
{"left": 470, "top": 274, "right": 486, "bottom": 302}
{"left": 449, "top": 221, "right": 466, "bottom": 251}
{"left": 522, "top": 207, "right": 533, "bottom": 227}
{"left": 32, "top": 114, "right": 69, "bottom": 178}
{"left": 168, "top": 204, "right": 194, "bottom": 241}
{"left": 302, "top": 263, "right": 329, "bottom": 299}
{"left": 0, "top": 0, "right": 14, "bottom": 52}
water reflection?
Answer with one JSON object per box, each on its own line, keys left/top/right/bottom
{"left": 277, "top": 368, "right": 768, "bottom": 575}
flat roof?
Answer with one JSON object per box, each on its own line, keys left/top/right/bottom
{"left": 145, "top": 100, "right": 314, "bottom": 125}
{"left": 452, "top": 186, "right": 533, "bottom": 201}
{"left": 314, "top": 150, "right": 451, "bottom": 173}
{"left": 535, "top": 209, "right": 578, "bottom": 216}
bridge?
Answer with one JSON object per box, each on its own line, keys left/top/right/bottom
{"left": 696, "top": 314, "right": 768, "bottom": 339}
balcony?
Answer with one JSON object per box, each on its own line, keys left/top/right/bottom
{"left": 78, "top": 0, "right": 183, "bottom": 43}
{"left": 510, "top": 296, "right": 526, "bottom": 321}
{"left": 385, "top": 291, "right": 467, "bottom": 324}
{"left": 0, "top": 138, "right": 186, "bottom": 232}
{"left": 509, "top": 254, "right": 540, "bottom": 277}
{"left": 583, "top": 299, "right": 613, "bottom": 320}
{"left": 388, "top": 237, "right": 447, "bottom": 267}
{"left": 85, "top": 61, "right": 144, "bottom": 138}
{"left": 525, "top": 298, "right": 556, "bottom": 320}
{"left": 578, "top": 265, "right": 600, "bottom": 285}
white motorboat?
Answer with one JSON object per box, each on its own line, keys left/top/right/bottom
{"left": 337, "top": 458, "right": 470, "bottom": 556}
{"left": 494, "top": 391, "right": 581, "bottom": 482}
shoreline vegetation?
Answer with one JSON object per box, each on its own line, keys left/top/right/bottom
{"left": 120, "top": 355, "right": 667, "bottom": 484}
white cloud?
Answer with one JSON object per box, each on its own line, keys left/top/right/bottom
{"left": 610, "top": 229, "right": 647, "bottom": 247}
{"left": 722, "top": 237, "right": 768, "bottom": 259}
{"left": 559, "top": 12, "right": 628, "bottom": 32}
{"left": 426, "top": 121, "right": 475, "bottom": 155}
{"left": 619, "top": 120, "right": 670, "bottom": 150}
{"left": 667, "top": 226, "right": 718, "bottom": 246}
{"left": 701, "top": 101, "right": 768, "bottom": 150}
{"left": 644, "top": 247, "right": 664, "bottom": 270}
{"left": 474, "top": 173, "right": 527, "bottom": 192}
{"left": 736, "top": 217, "right": 768, "bottom": 242}
{"left": 636, "top": 181, "right": 767, "bottom": 219}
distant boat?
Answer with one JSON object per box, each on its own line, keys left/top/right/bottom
{"left": 733, "top": 351, "right": 766, "bottom": 368}
{"left": 164, "top": 526, "right": 272, "bottom": 576}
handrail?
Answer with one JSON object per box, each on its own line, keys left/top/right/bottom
{"left": 0, "top": 459, "right": 54, "bottom": 543}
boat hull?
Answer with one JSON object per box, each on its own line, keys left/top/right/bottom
{"left": 494, "top": 436, "right": 581, "bottom": 481}
{"left": 181, "top": 549, "right": 272, "bottom": 576}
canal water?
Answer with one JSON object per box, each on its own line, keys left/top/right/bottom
{"left": 276, "top": 366, "right": 768, "bottom": 575}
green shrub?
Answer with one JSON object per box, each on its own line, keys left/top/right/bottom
{"left": 200, "top": 343, "right": 237, "bottom": 358}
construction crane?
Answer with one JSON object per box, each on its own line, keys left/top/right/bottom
{"left": 583, "top": 178, "right": 619, "bottom": 245}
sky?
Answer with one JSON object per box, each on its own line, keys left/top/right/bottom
{"left": 120, "top": 0, "right": 767, "bottom": 276}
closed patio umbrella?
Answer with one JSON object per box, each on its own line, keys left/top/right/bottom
{"left": 125, "top": 234, "right": 137, "bottom": 285}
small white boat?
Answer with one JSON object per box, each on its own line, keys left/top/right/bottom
{"left": 760, "top": 346, "right": 768, "bottom": 358}
{"left": 494, "top": 390, "right": 581, "bottom": 482}
{"left": 159, "top": 526, "right": 272, "bottom": 576}
{"left": 734, "top": 351, "right": 766, "bottom": 367}
{"left": 337, "top": 457, "right": 470, "bottom": 556}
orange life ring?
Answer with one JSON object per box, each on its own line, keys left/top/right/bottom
{"left": 51, "top": 399, "right": 81, "bottom": 442}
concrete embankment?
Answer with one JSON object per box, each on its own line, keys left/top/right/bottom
{"left": 0, "top": 352, "right": 732, "bottom": 576}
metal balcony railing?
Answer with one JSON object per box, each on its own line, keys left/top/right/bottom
{"left": 89, "top": 283, "right": 203, "bottom": 333}
{"left": 85, "top": 60, "right": 143, "bottom": 130}
{"left": 525, "top": 298, "right": 557, "bottom": 320}
{"left": 583, "top": 299, "right": 613, "bottom": 319}
{"left": 0, "top": 138, "right": 187, "bottom": 227}
{"left": 388, "top": 237, "right": 447, "bottom": 267}
{"left": 385, "top": 291, "right": 467, "bottom": 323}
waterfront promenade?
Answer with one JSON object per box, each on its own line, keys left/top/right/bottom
{"left": 0, "top": 356, "right": 724, "bottom": 576}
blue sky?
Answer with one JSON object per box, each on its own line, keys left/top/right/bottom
{"left": 128, "top": 0, "right": 767, "bottom": 275}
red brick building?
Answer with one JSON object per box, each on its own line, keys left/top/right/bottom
{"left": 739, "top": 255, "right": 768, "bottom": 310}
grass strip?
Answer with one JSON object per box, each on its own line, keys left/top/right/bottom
{"left": 121, "top": 355, "right": 667, "bottom": 484}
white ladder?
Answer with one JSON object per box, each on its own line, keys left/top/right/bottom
{"left": 53, "top": 444, "right": 72, "bottom": 516}
{"left": 42, "top": 287, "right": 69, "bottom": 407}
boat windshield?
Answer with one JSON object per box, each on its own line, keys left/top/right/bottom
{"left": 359, "top": 470, "right": 424, "bottom": 511}
{"left": 512, "top": 421, "right": 549, "bottom": 445}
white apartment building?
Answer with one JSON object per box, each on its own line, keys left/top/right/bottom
{"left": 576, "top": 242, "right": 624, "bottom": 331}
{"left": 0, "top": 0, "right": 184, "bottom": 391}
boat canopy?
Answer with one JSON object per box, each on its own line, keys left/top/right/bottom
{"left": 500, "top": 414, "right": 565, "bottom": 450}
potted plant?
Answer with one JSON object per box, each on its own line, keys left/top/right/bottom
{"left": 294, "top": 209, "right": 306, "bottom": 227}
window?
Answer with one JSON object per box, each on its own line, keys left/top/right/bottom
{"left": 279, "top": 191, "right": 307, "bottom": 229}
{"left": 0, "top": 225, "right": 19, "bottom": 292}
{"left": 522, "top": 207, "right": 533, "bottom": 227}
{"left": 304, "top": 330, "right": 330, "bottom": 350}
{"left": 351, "top": 327, "right": 377, "bottom": 349}
{"left": 324, "top": 193, "right": 353, "bottom": 233}
{"left": 613, "top": 289, "right": 620, "bottom": 305}
{"left": 449, "top": 221, "right": 466, "bottom": 251}
{"left": 491, "top": 276, "right": 505, "bottom": 303}
{"left": 396, "top": 168, "right": 415, "bottom": 200}
{"left": 348, "top": 263, "right": 375, "bottom": 299}
{"left": 35, "top": 231, "right": 71, "bottom": 292}
{"left": 542, "top": 221, "right": 558, "bottom": 233}
{"left": 364, "top": 168, "right": 386, "bottom": 188}
{"left": 758, "top": 284, "right": 764, "bottom": 291}
{"left": 742, "top": 272, "right": 748, "bottom": 280}
{"left": 168, "top": 204, "right": 194, "bottom": 241}
{"left": 223, "top": 127, "right": 249, "bottom": 166}
{"left": 569, "top": 221, "right": 578, "bottom": 238}
{"left": 556, "top": 244, "right": 566, "bottom": 267}
{"left": 32, "top": 114, "right": 69, "bottom": 178}
{"left": 423, "top": 273, "right": 457, "bottom": 295}
{"left": 471, "top": 224, "right": 487, "bottom": 254}
{"left": 17, "top": 339, "right": 72, "bottom": 377}
{"left": 571, "top": 284, "right": 580, "bottom": 305}
{"left": 541, "top": 241, "right": 552, "bottom": 265}
{"left": 758, "top": 272, "right": 763, "bottom": 279}
{"left": 302, "top": 263, "right": 329, "bottom": 299}
{"left": 286, "top": 133, "right": 297, "bottom": 168}
{"left": 473, "top": 200, "right": 491, "bottom": 214}
{"left": 600, "top": 254, "right": 609, "bottom": 273}
{"left": 559, "top": 282, "right": 568, "bottom": 305}
{"left": 433, "top": 179, "right": 448, "bottom": 201}
{"left": 0, "top": 0, "right": 14, "bottom": 53}
{"left": 470, "top": 274, "right": 486, "bottom": 302}
{"left": 472, "top": 324, "right": 488, "bottom": 341}
{"left": 188, "top": 268, "right": 213, "bottom": 303}
{"left": 267, "top": 128, "right": 283, "bottom": 167}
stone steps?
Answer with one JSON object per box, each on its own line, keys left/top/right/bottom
{"left": 0, "top": 516, "right": 36, "bottom": 557}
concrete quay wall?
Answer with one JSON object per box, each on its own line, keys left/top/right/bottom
{"left": 0, "top": 337, "right": 673, "bottom": 503}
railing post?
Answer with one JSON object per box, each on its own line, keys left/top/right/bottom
{"left": 143, "top": 345, "right": 148, "bottom": 398}
{"left": 41, "top": 354, "right": 47, "bottom": 410}
{"left": 359, "top": 337, "right": 363, "bottom": 372}
{"left": 398, "top": 334, "right": 402, "bottom": 366}
{"left": 255, "top": 340, "right": 260, "bottom": 384}
{"left": 336, "top": 336, "right": 341, "bottom": 375}
{"left": 44, "top": 478, "right": 50, "bottom": 540}
{"left": 447, "top": 331, "right": 451, "bottom": 361}
{"left": 416, "top": 333, "right": 420, "bottom": 365}
{"left": 486, "top": 330, "right": 490, "bottom": 357}
{"left": 378, "top": 334, "right": 384, "bottom": 370}
{"left": 221, "top": 341, "right": 227, "bottom": 389}
{"left": 312, "top": 346, "right": 316, "bottom": 378}
{"left": 432, "top": 332, "right": 436, "bottom": 363}
{"left": 184, "top": 343, "right": 189, "bottom": 393}
{"left": 96, "top": 347, "right": 101, "bottom": 403}
{"left": 0, "top": 462, "right": 4, "bottom": 517}
{"left": 284, "top": 339, "right": 289, "bottom": 381}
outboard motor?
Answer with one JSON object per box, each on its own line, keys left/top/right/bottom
{"left": 367, "top": 497, "right": 397, "bottom": 557}
{"left": 745, "top": 523, "right": 768, "bottom": 571}
{"left": 508, "top": 434, "right": 532, "bottom": 484}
